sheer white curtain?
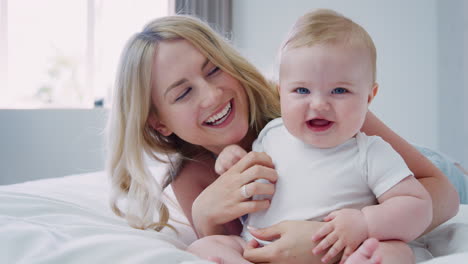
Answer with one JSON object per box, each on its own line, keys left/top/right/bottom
{"left": 0, "top": 0, "right": 169, "bottom": 109}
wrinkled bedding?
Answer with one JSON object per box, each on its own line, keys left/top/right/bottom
{"left": 0, "top": 165, "right": 467, "bottom": 263}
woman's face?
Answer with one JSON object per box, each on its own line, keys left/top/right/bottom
{"left": 150, "top": 39, "right": 250, "bottom": 154}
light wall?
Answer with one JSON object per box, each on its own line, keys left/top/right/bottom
{"left": 232, "top": 0, "right": 467, "bottom": 166}
{"left": 437, "top": 0, "right": 468, "bottom": 166}
{"left": 0, "top": 0, "right": 466, "bottom": 185}
{"left": 0, "top": 109, "right": 107, "bottom": 185}
{"left": 465, "top": 1, "right": 468, "bottom": 167}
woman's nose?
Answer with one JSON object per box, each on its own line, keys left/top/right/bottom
{"left": 200, "top": 82, "right": 222, "bottom": 108}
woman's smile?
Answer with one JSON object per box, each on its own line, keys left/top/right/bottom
{"left": 204, "top": 100, "right": 233, "bottom": 127}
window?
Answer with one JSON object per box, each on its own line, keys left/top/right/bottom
{"left": 0, "top": 0, "right": 170, "bottom": 108}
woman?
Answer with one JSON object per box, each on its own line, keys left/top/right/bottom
{"left": 107, "top": 15, "right": 459, "bottom": 263}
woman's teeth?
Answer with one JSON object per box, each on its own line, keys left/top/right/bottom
{"left": 205, "top": 102, "right": 232, "bottom": 125}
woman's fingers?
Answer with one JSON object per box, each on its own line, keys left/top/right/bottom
{"left": 197, "top": 151, "right": 277, "bottom": 229}
{"left": 214, "top": 159, "right": 229, "bottom": 175}
{"left": 220, "top": 151, "right": 277, "bottom": 193}
{"left": 230, "top": 151, "right": 275, "bottom": 174}
{"left": 243, "top": 243, "right": 276, "bottom": 263}
{"left": 239, "top": 181, "right": 275, "bottom": 200}
{"left": 242, "top": 165, "right": 278, "bottom": 184}
{"left": 229, "top": 144, "right": 248, "bottom": 158}
{"left": 233, "top": 153, "right": 278, "bottom": 202}
{"left": 247, "top": 223, "right": 283, "bottom": 241}
{"left": 240, "top": 199, "right": 271, "bottom": 214}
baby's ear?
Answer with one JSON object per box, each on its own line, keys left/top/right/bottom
{"left": 368, "top": 83, "right": 379, "bottom": 104}
{"left": 148, "top": 115, "right": 173, "bottom": 136}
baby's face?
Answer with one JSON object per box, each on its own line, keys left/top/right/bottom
{"left": 279, "top": 43, "right": 377, "bottom": 148}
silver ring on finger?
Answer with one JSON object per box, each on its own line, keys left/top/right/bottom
{"left": 240, "top": 184, "right": 251, "bottom": 199}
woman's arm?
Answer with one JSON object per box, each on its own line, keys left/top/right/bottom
{"left": 172, "top": 157, "right": 244, "bottom": 236}
{"left": 171, "top": 158, "right": 216, "bottom": 230}
{"left": 172, "top": 152, "right": 278, "bottom": 238}
{"left": 361, "top": 111, "right": 459, "bottom": 232}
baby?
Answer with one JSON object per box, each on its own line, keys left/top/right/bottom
{"left": 214, "top": 9, "right": 432, "bottom": 264}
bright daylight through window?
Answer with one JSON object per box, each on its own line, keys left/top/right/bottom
{"left": 0, "top": 0, "right": 169, "bottom": 108}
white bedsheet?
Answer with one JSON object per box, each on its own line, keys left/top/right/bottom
{"left": 0, "top": 167, "right": 207, "bottom": 264}
{"left": 0, "top": 167, "right": 467, "bottom": 263}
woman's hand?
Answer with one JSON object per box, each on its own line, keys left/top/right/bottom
{"left": 243, "top": 220, "right": 341, "bottom": 264}
{"left": 192, "top": 151, "right": 278, "bottom": 237}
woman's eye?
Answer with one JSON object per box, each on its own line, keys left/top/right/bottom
{"left": 331, "top": 87, "right": 348, "bottom": 94}
{"left": 295, "top": 87, "right": 310, "bottom": 94}
{"left": 208, "top": 66, "right": 220, "bottom": 76}
{"left": 175, "top": 87, "right": 192, "bottom": 102}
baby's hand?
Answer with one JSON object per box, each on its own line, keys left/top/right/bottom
{"left": 311, "top": 208, "right": 369, "bottom": 264}
{"left": 214, "top": 145, "right": 248, "bottom": 175}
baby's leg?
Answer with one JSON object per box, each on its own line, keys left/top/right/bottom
{"left": 187, "top": 235, "right": 252, "bottom": 264}
{"left": 345, "top": 238, "right": 413, "bottom": 264}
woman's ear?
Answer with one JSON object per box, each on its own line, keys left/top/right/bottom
{"left": 148, "top": 115, "right": 173, "bottom": 136}
{"left": 368, "top": 83, "right": 379, "bottom": 104}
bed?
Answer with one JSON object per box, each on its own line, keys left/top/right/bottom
{"left": 1, "top": 164, "right": 467, "bottom": 263}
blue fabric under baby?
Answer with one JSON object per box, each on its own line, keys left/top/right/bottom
{"left": 414, "top": 145, "right": 467, "bottom": 204}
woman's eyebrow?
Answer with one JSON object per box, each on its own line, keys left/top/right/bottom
{"left": 165, "top": 78, "right": 187, "bottom": 97}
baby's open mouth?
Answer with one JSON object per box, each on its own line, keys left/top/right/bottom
{"left": 204, "top": 101, "right": 232, "bottom": 126}
{"left": 307, "top": 118, "right": 334, "bottom": 132}
{"left": 308, "top": 119, "right": 332, "bottom": 127}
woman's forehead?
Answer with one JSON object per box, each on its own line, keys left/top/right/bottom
{"left": 155, "top": 39, "right": 205, "bottom": 64}
{"left": 152, "top": 39, "right": 208, "bottom": 93}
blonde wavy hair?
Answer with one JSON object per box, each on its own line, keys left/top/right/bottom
{"left": 107, "top": 15, "right": 280, "bottom": 232}
{"left": 282, "top": 9, "right": 377, "bottom": 82}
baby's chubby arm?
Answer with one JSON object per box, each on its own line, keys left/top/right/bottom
{"left": 361, "top": 175, "right": 433, "bottom": 242}
{"left": 312, "top": 175, "right": 432, "bottom": 263}
{"left": 215, "top": 145, "right": 248, "bottom": 175}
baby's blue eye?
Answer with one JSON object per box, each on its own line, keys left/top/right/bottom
{"left": 295, "top": 87, "right": 310, "bottom": 94}
{"left": 331, "top": 87, "right": 348, "bottom": 94}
